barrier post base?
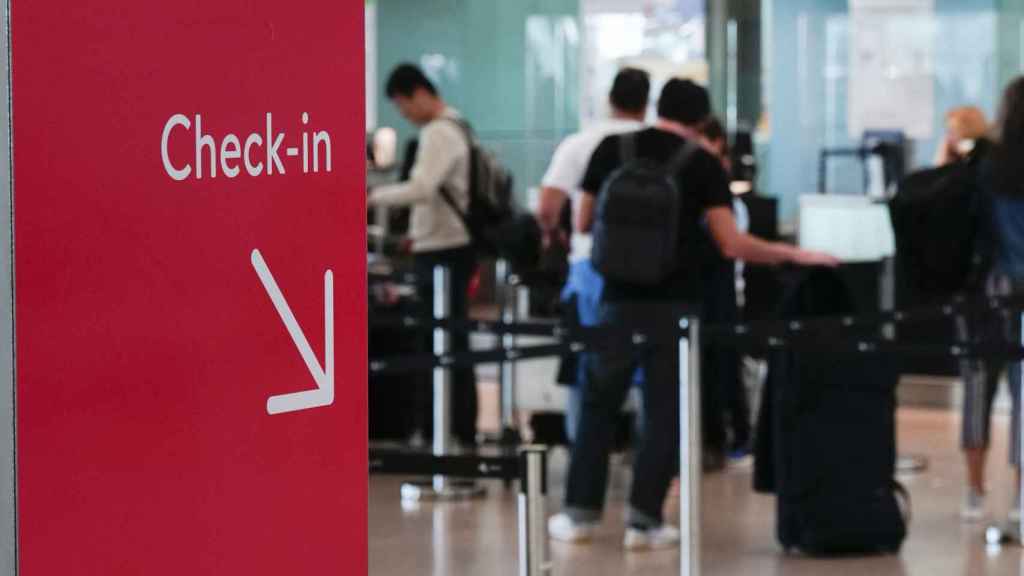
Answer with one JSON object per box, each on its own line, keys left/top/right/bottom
{"left": 400, "top": 479, "right": 487, "bottom": 502}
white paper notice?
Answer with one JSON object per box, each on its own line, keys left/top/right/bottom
{"left": 848, "top": 0, "right": 935, "bottom": 140}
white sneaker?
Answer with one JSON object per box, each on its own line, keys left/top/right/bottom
{"left": 624, "top": 524, "right": 681, "bottom": 550}
{"left": 962, "top": 488, "right": 986, "bottom": 522}
{"left": 548, "top": 513, "right": 598, "bottom": 543}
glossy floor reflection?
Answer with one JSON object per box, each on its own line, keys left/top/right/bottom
{"left": 369, "top": 409, "right": 1024, "bottom": 575}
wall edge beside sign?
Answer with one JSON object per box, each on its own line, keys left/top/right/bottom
{"left": 1, "top": 0, "right": 15, "bottom": 573}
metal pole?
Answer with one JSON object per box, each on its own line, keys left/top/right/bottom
{"left": 880, "top": 257, "right": 895, "bottom": 341}
{"left": 679, "top": 317, "right": 701, "bottom": 576}
{"left": 374, "top": 205, "right": 388, "bottom": 255}
{"left": 432, "top": 266, "right": 452, "bottom": 494}
{"left": 495, "top": 258, "right": 522, "bottom": 447}
{"left": 400, "top": 266, "right": 485, "bottom": 502}
{"left": 882, "top": 255, "right": 928, "bottom": 474}
{"left": 497, "top": 259, "right": 510, "bottom": 430}
{"left": 518, "top": 446, "right": 551, "bottom": 576}
{"left": 502, "top": 277, "right": 519, "bottom": 436}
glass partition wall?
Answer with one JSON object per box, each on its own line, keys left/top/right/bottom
{"left": 758, "top": 0, "right": 1024, "bottom": 222}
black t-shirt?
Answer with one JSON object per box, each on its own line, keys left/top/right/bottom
{"left": 582, "top": 128, "right": 733, "bottom": 302}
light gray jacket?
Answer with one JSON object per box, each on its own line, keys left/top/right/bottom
{"left": 369, "top": 108, "right": 471, "bottom": 253}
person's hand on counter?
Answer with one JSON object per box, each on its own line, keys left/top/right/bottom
{"left": 706, "top": 207, "right": 841, "bottom": 268}
{"left": 789, "top": 247, "right": 841, "bottom": 268}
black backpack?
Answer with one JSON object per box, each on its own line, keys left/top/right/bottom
{"left": 591, "top": 134, "right": 699, "bottom": 285}
{"left": 439, "top": 119, "right": 540, "bottom": 271}
{"left": 889, "top": 143, "right": 994, "bottom": 300}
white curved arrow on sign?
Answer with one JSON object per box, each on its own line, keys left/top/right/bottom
{"left": 251, "top": 249, "right": 334, "bottom": 415}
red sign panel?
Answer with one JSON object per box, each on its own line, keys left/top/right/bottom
{"left": 12, "top": 2, "right": 365, "bottom": 574}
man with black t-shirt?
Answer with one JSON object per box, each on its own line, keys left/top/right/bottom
{"left": 548, "top": 79, "right": 837, "bottom": 550}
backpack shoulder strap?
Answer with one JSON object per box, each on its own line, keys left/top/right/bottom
{"left": 439, "top": 116, "right": 475, "bottom": 148}
{"left": 618, "top": 132, "right": 637, "bottom": 164}
{"left": 663, "top": 140, "right": 701, "bottom": 178}
{"left": 436, "top": 116, "right": 475, "bottom": 234}
{"left": 439, "top": 186, "right": 469, "bottom": 220}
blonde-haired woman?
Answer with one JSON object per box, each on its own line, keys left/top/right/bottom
{"left": 935, "top": 106, "right": 990, "bottom": 166}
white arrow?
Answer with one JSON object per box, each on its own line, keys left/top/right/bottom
{"left": 251, "top": 249, "right": 334, "bottom": 415}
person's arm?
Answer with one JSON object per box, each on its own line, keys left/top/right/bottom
{"left": 934, "top": 133, "right": 958, "bottom": 166}
{"left": 705, "top": 207, "right": 839, "bottom": 267}
{"left": 577, "top": 136, "right": 618, "bottom": 234}
{"left": 538, "top": 187, "right": 568, "bottom": 233}
{"left": 577, "top": 192, "right": 596, "bottom": 233}
{"left": 537, "top": 137, "right": 579, "bottom": 232}
{"left": 368, "top": 123, "right": 463, "bottom": 207}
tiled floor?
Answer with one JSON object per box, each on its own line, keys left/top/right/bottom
{"left": 369, "top": 407, "right": 1024, "bottom": 575}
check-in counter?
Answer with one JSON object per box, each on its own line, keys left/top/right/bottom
{"left": 797, "top": 195, "right": 957, "bottom": 377}
{"left": 796, "top": 195, "right": 897, "bottom": 323}
{"left": 798, "top": 195, "right": 896, "bottom": 263}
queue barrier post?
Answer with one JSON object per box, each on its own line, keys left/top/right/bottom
{"left": 518, "top": 446, "right": 551, "bottom": 576}
{"left": 679, "top": 316, "right": 701, "bottom": 576}
{"left": 883, "top": 256, "right": 930, "bottom": 476}
{"left": 370, "top": 446, "right": 542, "bottom": 574}
{"left": 498, "top": 259, "right": 524, "bottom": 447}
{"left": 400, "top": 266, "right": 485, "bottom": 502}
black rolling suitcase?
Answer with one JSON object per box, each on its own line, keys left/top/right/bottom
{"left": 757, "top": 268, "right": 909, "bottom": 555}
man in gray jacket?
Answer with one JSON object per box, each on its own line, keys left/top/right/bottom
{"left": 369, "top": 64, "right": 477, "bottom": 446}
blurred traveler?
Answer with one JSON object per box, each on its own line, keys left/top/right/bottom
{"left": 699, "top": 117, "right": 752, "bottom": 470}
{"left": 538, "top": 67, "right": 650, "bottom": 249}
{"left": 959, "top": 80, "right": 1024, "bottom": 522}
{"left": 700, "top": 117, "right": 732, "bottom": 173}
{"left": 548, "top": 79, "right": 838, "bottom": 550}
{"left": 537, "top": 67, "right": 651, "bottom": 443}
{"left": 368, "top": 63, "right": 478, "bottom": 447}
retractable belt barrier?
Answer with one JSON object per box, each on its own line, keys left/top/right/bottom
{"left": 370, "top": 266, "right": 553, "bottom": 576}
{"left": 370, "top": 449, "right": 519, "bottom": 481}
{"left": 368, "top": 267, "right": 1024, "bottom": 576}
{"left": 373, "top": 291, "right": 1024, "bottom": 339}
{"left": 368, "top": 270, "right": 420, "bottom": 285}
{"left": 369, "top": 292, "right": 1024, "bottom": 374}
{"left": 370, "top": 338, "right": 1024, "bottom": 374}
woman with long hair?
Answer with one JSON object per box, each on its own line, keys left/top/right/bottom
{"left": 960, "top": 77, "right": 1024, "bottom": 522}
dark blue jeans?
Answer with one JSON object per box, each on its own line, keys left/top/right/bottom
{"left": 564, "top": 300, "right": 690, "bottom": 527}
{"left": 413, "top": 245, "right": 478, "bottom": 446}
